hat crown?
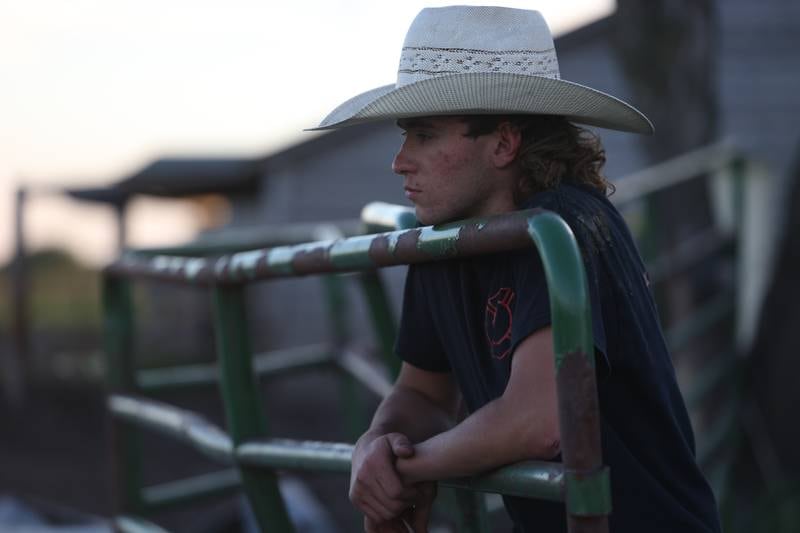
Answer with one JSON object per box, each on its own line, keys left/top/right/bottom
{"left": 313, "top": 5, "right": 653, "bottom": 135}
{"left": 397, "top": 6, "right": 560, "bottom": 87}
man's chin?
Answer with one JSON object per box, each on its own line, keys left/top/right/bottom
{"left": 415, "top": 211, "right": 441, "bottom": 227}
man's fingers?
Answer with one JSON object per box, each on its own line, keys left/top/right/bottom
{"left": 350, "top": 432, "right": 419, "bottom": 524}
{"left": 355, "top": 487, "right": 404, "bottom": 523}
{"left": 375, "top": 467, "right": 420, "bottom": 504}
{"left": 387, "top": 432, "right": 414, "bottom": 458}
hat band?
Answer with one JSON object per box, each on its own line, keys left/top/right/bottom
{"left": 397, "top": 46, "right": 560, "bottom": 86}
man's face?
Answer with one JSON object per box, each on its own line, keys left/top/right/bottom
{"left": 392, "top": 116, "right": 510, "bottom": 225}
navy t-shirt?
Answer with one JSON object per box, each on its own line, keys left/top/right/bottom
{"left": 395, "top": 182, "right": 721, "bottom": 532}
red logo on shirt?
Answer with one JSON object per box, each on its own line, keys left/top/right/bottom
{"left": 485, "top": 287, "right": 515, "bottom": 360}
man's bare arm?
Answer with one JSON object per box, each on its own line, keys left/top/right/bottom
{"left": 362, "top": 363, "right": 461, "bottom": 441}
{"left": 396, "top": 326, "right": 560, "bottom": 484}
{"left": 349, "top": 362, "right": 460, "bottom": 523}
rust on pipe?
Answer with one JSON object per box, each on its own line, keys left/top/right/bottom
{"left": 105, "top": 209, "right": 545, "bottom": 286}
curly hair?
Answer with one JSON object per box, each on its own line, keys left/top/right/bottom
{"left": 461, "top": 115, "right": 612, "bottom": 204}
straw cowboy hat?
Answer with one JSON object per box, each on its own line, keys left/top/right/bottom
{"left": 312, "top": 5, "right": 653, "bottom": 134}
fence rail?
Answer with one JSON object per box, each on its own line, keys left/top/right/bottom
{"left": 105, "top": 207, "right": 609, "bottom": 533}
{"left": 111, "top": 393, "right": 566, "bottom": 501}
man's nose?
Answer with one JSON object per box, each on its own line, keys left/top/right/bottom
{"left": 392, "top": 143, "right": 414, "bottom": 176}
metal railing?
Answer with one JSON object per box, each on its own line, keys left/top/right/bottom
{"left": 103, "top": 140, "right": 757, "bottom": 532}
{"left": 104, "top": 207, "right": 609, "bottom": 533}
{"left": 610, "top": 141, "right": 752, "bottom": 521}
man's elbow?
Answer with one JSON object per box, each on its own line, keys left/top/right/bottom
{"left": 521, "top": 424, "right": 561, "bottom": 460}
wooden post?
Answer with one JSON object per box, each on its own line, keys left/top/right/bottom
{"left": 5, "top": 186, "right": 29, "bottom": 406}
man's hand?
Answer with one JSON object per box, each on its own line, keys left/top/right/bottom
{"left": 350, "top": 432, "right": 420, "bottom": 523}
{"left": 363, "top": 481, "right": 437, "bottom": 533}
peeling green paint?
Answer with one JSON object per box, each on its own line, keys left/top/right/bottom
{"left": 214, "top": 256, "right": 230, "bottom": 277}
{"left": 229, "top": 250, "right": 268, "bottom": 280}
{"left": 386, "top": 231, "right": 401, "bottom": 255}
{"left": 264, "top": 240, "right": 335, "bottom": 275}
{"left": 526, "top": 214, "right": 593, "bottom": 370}
{"left": 184, "top": 258, "right": 206, "bottom": 280}
{"left": 151, "top": 256, "right": 208, "bottom": 280}
{"left": 417, "top": 225, "right": 462, "bottom": 256}
{"left": 265, "top": 247, "right": 298, "bottom": 275}
{"left": 565, "top": 467, "right": 611, "bottom": 516}
{"left": 330, "top": 235, "right": 377, "bottom": 269}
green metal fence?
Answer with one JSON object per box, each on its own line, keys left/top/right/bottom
{"left": 609, "top": 141, "right": 751, "bottom": 528}
{"left": 102, "top": 140, "right": 754, "bottom": 532}
{"left": 104, "top": 207, "right": 609, "bottom": 532}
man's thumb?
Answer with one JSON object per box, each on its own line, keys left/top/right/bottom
{"left": 387, "top": 433, "right": 414, "bottom": 457}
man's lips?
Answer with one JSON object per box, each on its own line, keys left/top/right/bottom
{"left": 404, "top": 186, "right": 421, "bottom": 199}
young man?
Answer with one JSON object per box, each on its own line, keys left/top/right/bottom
{"left": 312, "top": 6, "right": 721, "bottom": 533}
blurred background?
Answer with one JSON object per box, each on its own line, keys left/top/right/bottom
{"left": 1, "top": 0, "right": 799, "bottom": 531}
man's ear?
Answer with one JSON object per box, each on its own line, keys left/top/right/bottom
{"left": 491, "top": 121, "right": 522, "bottom": 169}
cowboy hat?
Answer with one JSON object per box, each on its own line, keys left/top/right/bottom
{"left": 311, "top": 5, "right": 653, "bottom": 134}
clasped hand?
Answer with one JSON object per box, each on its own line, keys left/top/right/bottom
{"left": 349, "top": 432, "right": 436, "bottom": 533}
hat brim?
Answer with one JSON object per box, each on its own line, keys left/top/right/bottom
{"left": 310, "top": 72, "right": 653, "bottom": 135}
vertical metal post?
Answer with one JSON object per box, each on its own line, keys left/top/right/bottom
{"left": 443, "top": 487, "right": 490, "bottom": 533}
{"left": 355, "top": 270, "right": 400, "bottom": 378}
{"left": 321, "top": 275, "right": 369, "bottom": 440}
{"left": 528, "top": 213, "right": 611, "bottom": 533}
{"left": 114, "top": 200, "right": 129, "bottom": 255}
{"left": 212, "top": 284, "right": 294, "bottom": 533}
{"left": 103, "top": 273, "right": 144, "bottom": 515}
{"left": 5, "top": 186, "right": 28, "bottom": 406}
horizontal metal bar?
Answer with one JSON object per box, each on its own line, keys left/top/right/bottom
{"left": 105, "top": 208, "right": 545, "bottom": 285}
{"left": 253, "top": 343, "right": 335, "bottom": 377}
{"left": 646, "top": 227, "right": 735, "bottom": 285}
{"left": 336, "top": 349, "right": 394, "bottom": 398}
{"left": 109, "top": 395, "right": 233, "bottom": 464}
{"left": 236, "top": 439, "right": 565, "bottom": 502}
{"left": 115, "top": 515, "right": 171, "bottom": 533}
{"left": 665, "top": 292, "right": 735, "bottom": 353}
{"left": 140, "top": 469, "right": 241, "bottom": 511}
{"left": 130, "top": 220, "right": 362, "bottom": 257}
{"left": 111, "top": 395, "right": 565, "bottom": 501}
{"left": 446, "top": 462, "right": 564, "bottom": 502}
{"left": 611, "top": 141, "right": 739, "bottom": 207}
{"left": 360, "top": 202, "right": 418, "bottom": 232}
{"left": 136, "top": 343, "right": 335, "bottom": 391}
{"left": 136, "top": 363, "right": 218, "bottom": 391}
{"left": 237, "top": 439, "right": 354, "bottom": 473}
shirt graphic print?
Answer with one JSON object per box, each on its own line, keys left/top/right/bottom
{"left": 485, "top": 287, "right": 515, "bottom": 359}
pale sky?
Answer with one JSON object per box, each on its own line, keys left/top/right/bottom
{"left": 0, "top": 0, "right": 614, "bottom": 266}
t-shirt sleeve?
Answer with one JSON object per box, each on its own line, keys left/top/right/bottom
{"left": 394, "top": 265, "right": 452, "bottom": 372}
{"left": 509, "top": 245, "right": 609, "bottom": 370}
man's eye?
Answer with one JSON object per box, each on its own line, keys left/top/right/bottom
{"left": 399, "top": 130, "right": 432, "bottom": 142}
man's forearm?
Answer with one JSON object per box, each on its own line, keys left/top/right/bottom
{"left": 396, "top": 392, "right": 560, "bottom": 484}
{"left": 396, "top": 327, "right": 561, "bottom": 485}
{"left": 362, "top": 384, "right": 457, "bottom": 445}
